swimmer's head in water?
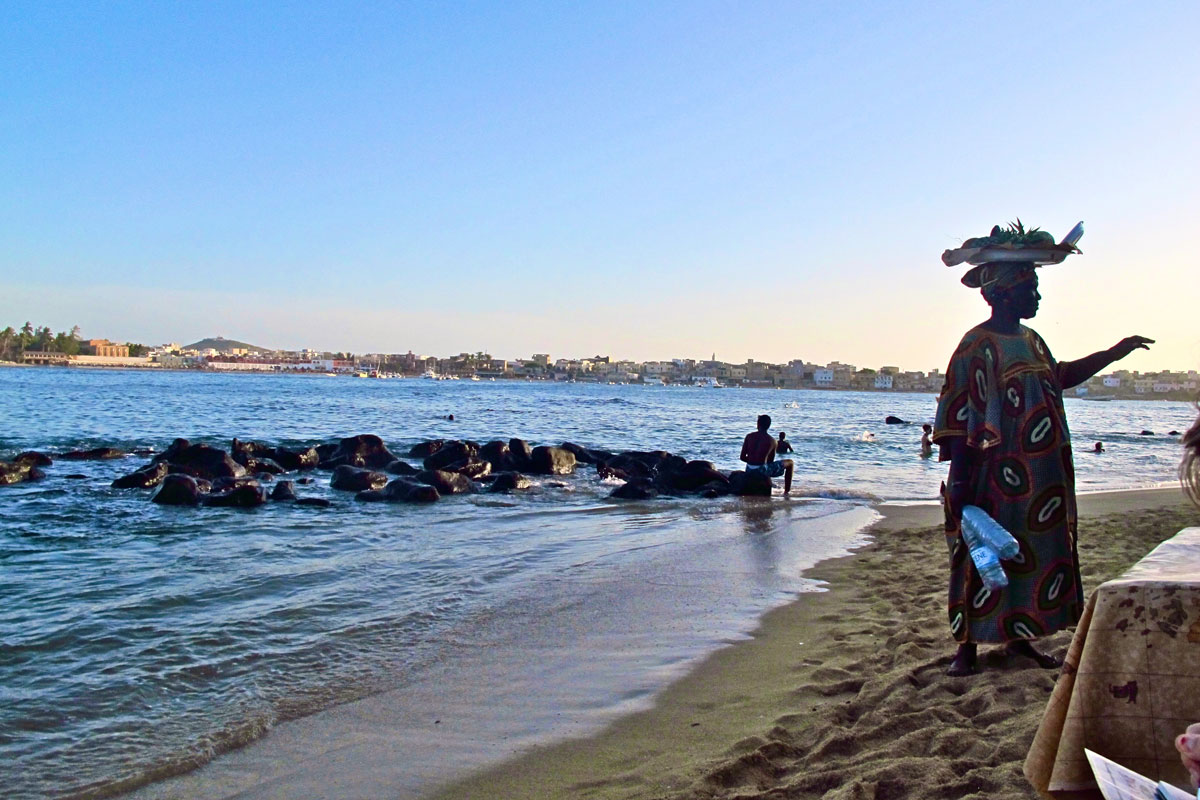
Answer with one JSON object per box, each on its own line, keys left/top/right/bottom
{"left": 757, "top": 414, "right": 771, "bottom": 431}
{"left": 923, "top": 423, "right": 932, "bottom": 433}
{"left": 778, "top": 432, "right": 786, "bottom": 439}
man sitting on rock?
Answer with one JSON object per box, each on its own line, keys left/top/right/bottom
{"left": 740, "top": 414, "right": 794, "bottom": 495}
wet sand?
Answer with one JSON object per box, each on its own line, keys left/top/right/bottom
{"left": 432, "top": 487, "right": 1195, "bottom": 800}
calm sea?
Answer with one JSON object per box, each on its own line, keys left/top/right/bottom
{"left": 0, "top": 368, "right": 1191, "bottom": 799}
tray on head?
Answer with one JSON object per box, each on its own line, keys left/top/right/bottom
{"left": 942, "top": 243, "right": 1078, "bottom": 267}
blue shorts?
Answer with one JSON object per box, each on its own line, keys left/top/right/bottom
{"left": 746, "top": 461, "right": 786, "bottom": 478}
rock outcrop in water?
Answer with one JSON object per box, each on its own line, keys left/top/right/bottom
{"left": 42, "top": 431, "right": 792, "bottom": 506}
{"left": 112, "top": 461, "right": 169, "bottom": 489}
{"left": 0, "top": 456, "right": 46, "bottom": 485}
{"left": 61, "top": 447, "right": 127, "bottom": 460}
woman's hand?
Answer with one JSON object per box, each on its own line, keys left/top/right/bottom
{"left": 1109, "top": 336, "right": 1154, "bottom": 361}
{"left": 1177, "top": 722, "right": 1200, "bottom": 787}
{"left": 946, "top": 480, "right": 973, "bottom": 523}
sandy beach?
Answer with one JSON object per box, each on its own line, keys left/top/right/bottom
{"left": 432, "top": 487, "right": 1196, "bottom": 800}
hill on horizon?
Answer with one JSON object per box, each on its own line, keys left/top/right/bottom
{"left": 182, "top": 336, "right": 270, "bottom": 353}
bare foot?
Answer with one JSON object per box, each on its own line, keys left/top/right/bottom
{"left": 947, "top": 642, "right": 978, "bottom": 676}
{"left": 1004, "top": 640, "right": 1062, "bottom": 669}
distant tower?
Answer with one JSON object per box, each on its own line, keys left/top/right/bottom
{"left": 711, "top": 352, "right": 715, "bottom": 362}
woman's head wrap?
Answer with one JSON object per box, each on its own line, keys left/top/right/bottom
{"left": 962, "top": 262, "right": 1037, "bottom": 302}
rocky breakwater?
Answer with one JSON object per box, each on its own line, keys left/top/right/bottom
{"left": 99, "top": 437, "right": 327, "bottom": 508}
{"left": 27, "top": 431, "right": 787, "bottom": 507}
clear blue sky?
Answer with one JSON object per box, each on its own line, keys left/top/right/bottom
{"left": 2, "top": 1, "right": 1196, "bottom": 371}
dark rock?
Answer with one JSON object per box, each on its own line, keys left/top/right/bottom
{"left": 443, "top": 457, "right": 492, "bottom": 480}
{"left": 355, "top": 489, "right": 388, "bottom": 502}
{"left": 15, "top": 451, "right": 53, "bottom": 466}
{"left": 415, "top": 469, "right": 476, "bottom": 495}
{"left": 479, "top": 440, "right": 526, "bottom": 471}
{"left": 210, "top": 476, "right": 265, "bottom": 493}
{"left": 270, "top": 481, "right": 297, "bottom": 501}
{"left": 611, "top": 478, "right": 658, "bottom": 500}
{"left": 558, "top": 442, "right": 600, "bottom": 464}
{"left": 255, "top": 472, "right": 275, "bottom": 482}
{"left": 330, "top": 465, "right": 389, "bottom": 492}
{"left": 423, "top": 441, "right": 478, "bottom": 471}
{"left": 479, "top": 440, "right": 509, "bottom": 463}
{"left": 384, "top": 460, "right": 420, "bottom": 476}
{"left": 588, "top": 449, "right": 616, "bottom": 464}
{"left": 409, "top": 440, "right": 445, "bottom": 458}
{"left": 728, "top": 470, "right": 773, "bottom": 496}
{"left": 297, "top": 477, "right": 314, "bottom": 485}
{"left": 0, "top": 461, "right": 45, "bottom": 485}
{"left": 241, "top": 457, "right": 285, "bottom": 475}
{"left": 489, "top": 472, "right": 532, "bottom": 492}
{"left": 152, "top": 474, "right": 203, "bottom": 506}
{"left": 699, "top": 479, "right": 734, "bottom": 498}
{"left": 270, "top": 446, "right": 319, "bottom": 471}
{"left": 885, "top": 415, "right": 909, "bottom": 425}
{"left": 659, "top": 460, "right": 728, "bottom": 493}
{"left": 201, "top": 483, "right": 269, "bottom": 508}
{"left": 601, "top": 452, "right": 652, "bottom": 478}
{"left": 383, "top": 478, "right": 441, "bottom": 503}
{"left": 546, "top": 481, "right": 568, "bottom": 488}
{"left": 61, "top": 447, "right": 126, "bottom": 460}
{"left": 111, "top": 462, "right": 169, "bottom": 489}
{"left": 231, "top": 439, "right": 317, "bottom": 472}
{"left": 314, "top": 443, "right": 338, "bottom": 461}
{"left": 162, "top": 444, "right": 246, "bottom": 481}
{"left": 1170, "top": 430, "right": 1182, "bottom": 436}
{"left": 608, "top": 450, "right": 680, "bottom": 474}
{"left": 529, "top": 446, "right": 576, "bottom": 475}
{"left": 230, "top": 438, "right": 272, "bottom": 464}
{"left": 508, "top": 438, "right": 533, "bottom": 469}
{"left": 320, "top": 434, "right": 399, "bottom": 470}
{"left": 597, "top": 463, "right": 635, "bottom": 482}
{"left": 151, "top": 438, "right": 191, "bottom": 465}
{"left": 1140, "top": 430, "right": 1155, "bottom": 436}
{"left": 64, "top": 474, "right": 87, "bottom": 480}
{"left": 296, "top": 497, "right": 332, "bottom": 507}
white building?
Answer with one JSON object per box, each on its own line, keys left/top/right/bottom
{"left": 814, "top": 369, "right": 834, "bottom": 387}
{"left": 874, "top": 373, "right": 894, "bottom": 389}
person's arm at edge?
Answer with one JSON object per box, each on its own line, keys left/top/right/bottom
{"left": 739, "top": 434, "right": 752, "bottom": 463}
{"left": 1058, "top": 336, "right": 1154, "bottom": 389}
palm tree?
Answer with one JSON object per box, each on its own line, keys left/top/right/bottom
{"left": 0, "top": 327, "right": 15, "bottom": 361}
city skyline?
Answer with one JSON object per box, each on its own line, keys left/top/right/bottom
{"left": 9, "top": 323, "right": 1200, "bottom": 378}
{"left": 2, "top": 3, "right": 1197, "bottom": 373}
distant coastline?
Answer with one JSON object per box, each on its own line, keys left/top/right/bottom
{"left": 2, "top": 360, "right": 1196, "bottom": 402}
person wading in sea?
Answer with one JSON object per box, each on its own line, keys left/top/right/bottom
{"left": 934, "top": 222, "right": 1151, "bottom": 676}
{"left": 741, "top": 414, "right": 794, "bottom": 495}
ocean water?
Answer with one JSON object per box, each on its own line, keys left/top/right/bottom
{"left": 0, "top": 368, "right": 1192, "bottom": 799}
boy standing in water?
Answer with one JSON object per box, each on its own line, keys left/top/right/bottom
{"left": 741, "top": 414, "right": 794, "bottom": 494}
{"left": 921, "top": 423, "right": 934, "bottom": 457}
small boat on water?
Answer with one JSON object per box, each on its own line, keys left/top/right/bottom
{"left": 694, "top": 377, "right": 724, "bottom": 388}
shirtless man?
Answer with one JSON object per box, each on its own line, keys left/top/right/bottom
{"left": 740, "top": 414, "right": 794, "bottom": 494}
{"left": 776, "top": 431, "right": 794, "bottom": 454}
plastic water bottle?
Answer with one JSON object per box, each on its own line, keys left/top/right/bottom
{"left": 960, "top": 506, "right": 1010, "bottom": 591}
{"left": 962, "top": 505, "right": 1019, "bottom": 559}
{"left": 1061, "top": 220, "right": 1085, "bottom": 247}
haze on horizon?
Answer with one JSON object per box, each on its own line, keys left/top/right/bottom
{"left": 2, "top": 2, "right": 1197, "bottom": 373}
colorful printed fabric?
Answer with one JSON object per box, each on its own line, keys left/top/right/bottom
{"left": 933, "top": 324, "right": 1083, "bottom": 644}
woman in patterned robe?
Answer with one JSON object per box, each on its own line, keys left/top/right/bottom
{"left": 933, "top": 261, "right": 1151, "bottom": 676}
